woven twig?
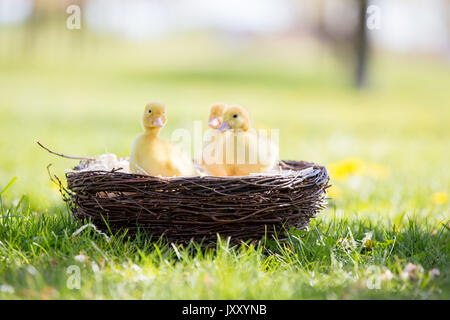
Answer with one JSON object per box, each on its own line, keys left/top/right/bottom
{"left": 63, "top": 160, "right": 330, "bottom": 244}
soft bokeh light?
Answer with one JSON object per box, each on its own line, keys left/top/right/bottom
{"left": 0, "top": 0, "right": 449, "bottom": 213}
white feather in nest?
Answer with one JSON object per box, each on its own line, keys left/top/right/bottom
{"left": 69, "top": 153, "right": 130, "bottom": 173}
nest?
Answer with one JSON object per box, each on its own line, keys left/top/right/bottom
{"left": 60, "top": 159, "right": 329, "bottom": 244}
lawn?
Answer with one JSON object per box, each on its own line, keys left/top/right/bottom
{"left": 0, "top": 30, "right": 449, "bottom": 299}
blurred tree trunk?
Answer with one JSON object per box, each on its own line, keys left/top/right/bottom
{"left": 23, "top": 0, "right": 42, "bottom": 58}
{"left": 355, "top": 0, "right": 369, "bottom": 88}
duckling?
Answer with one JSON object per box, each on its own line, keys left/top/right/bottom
{"left": 130, "top": 101, "right": 198, "bottom": 177}
{"left": 201, "top": 102, "right": 229, "bottom": 176}
{"left": 212, "top": 104, "right": 278, "bottom": 176}
{"left": 208, "top": 102, "right": 227, "bottom": 129}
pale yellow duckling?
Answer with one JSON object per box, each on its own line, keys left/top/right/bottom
{"left": 201, "top": 102, "right": 229, "bottom": 176}
{"left": 211, "top": 104, "right": 278, "bottom": 176}
{"left": 207, "top": 102, "right": 227, "bottom": 129}
{"left": 130, "top": 102, "right": 198, "bottom": 177}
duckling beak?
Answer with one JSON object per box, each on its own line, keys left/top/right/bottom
{"left": 153, "top": 117, "right": 164, "bottom": 127}
{"left": 208, "top": 117, "right": 220, "bottom": 128}
{"left": 217, "top": 121, "right": 231, "bottom": 132}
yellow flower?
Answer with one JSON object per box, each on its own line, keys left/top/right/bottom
{"left": 283, "top": 243, "right": 292, "bottom": 254}
{"left": 364, "top": 239, "right": 374, "bottom": 250}
{"left": 328, "top": 158, "right": 388, "bottom": 181}
{"left": 431, "top": 192, "right": 448, "bottom": 205}
{"left": 328, "top": 158, "right": 365, "bottom": 181}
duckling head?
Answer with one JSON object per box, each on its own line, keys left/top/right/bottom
{"left": 141, "top": 101, "right": 167, "bottom": 131}
{"left": 218, "top": 105, "right": 250, "bottom": 132}
{"left": 208, "top": 102, "right": 227, "bottom": 129}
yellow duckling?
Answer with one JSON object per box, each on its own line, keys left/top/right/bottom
{"left": 130, "top": 101, "right": 198, "bottom": 177}
{"left": 207, "top": 102, "right": 227, "bottom": 129}
{"left": 211, "top": 104, "right": 278, "bottom": 176}
{"left": 201, "top": 102, "right": 229, "bottom": 176}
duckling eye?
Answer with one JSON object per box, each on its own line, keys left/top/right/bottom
{"left": 148, "top": 109, "right": 152, "bottom": 114}
{"left": 233, "top": 114, "right": 238, "bottom": 118}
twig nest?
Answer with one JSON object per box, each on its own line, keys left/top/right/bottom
{"left": 62, "top": 158, "right": 329, "bottom": 244}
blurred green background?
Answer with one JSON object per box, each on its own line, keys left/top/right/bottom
{"left": 0, "top": 0, "right": 449, "bottom": 300}
{"left": 0, "top": 0, "right": 449, "bottom": 215}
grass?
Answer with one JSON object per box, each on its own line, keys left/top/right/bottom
{"left": 0, "top": 196, "right": 448, "bottom": 299}
{"left": 0, "top": 28, "right": 449, "bottom": 299}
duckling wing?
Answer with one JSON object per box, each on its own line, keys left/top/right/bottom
{"left": 167, "top": 144, "right": 199, "bottom": 177}
{"left": 232, "top": 130, "right": 278, "bottom": 175}
{"left": 256, "top": 130, "right": 279, "bottom": 168}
